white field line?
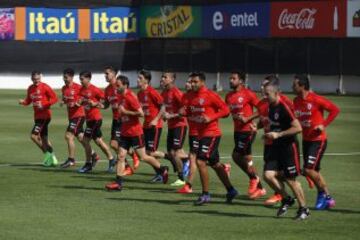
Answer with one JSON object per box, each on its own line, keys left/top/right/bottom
{"left": 0, "top": 152, "right": 360, "bottom": 168}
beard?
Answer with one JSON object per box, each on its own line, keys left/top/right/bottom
{"left": 230, "top": 83, "right": 238, "bottom": 90}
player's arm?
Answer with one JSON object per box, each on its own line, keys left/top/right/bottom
{"left": 266, "top": 119, "right": 302, "bottom": 140}
{"left": 120, "top": 106, "right": 144, "bottom": 117}
{"left": 44, "top": 85, "right": 58, "bottom": 107}
{"left": 318, "top": 96, "right": 340, "bottom": 129}
{"left": 19, "top": 88, "right": 32, "bottom": 106}
{"left": 89, "top": 88, "right": 105, "bottom": 108}
{"left": 205, "top": 93, "right": 230, "bottom": 123}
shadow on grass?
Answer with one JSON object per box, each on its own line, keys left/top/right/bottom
{"left": 309, "top": 207, "right": 360, "bottom": 215}
{"left": 107, "top": 197, "right": 194, "bottom": 205}
{"left": 176, "top": 209, "right": 277, "bottom": 219}
{"left": 48, "top": 184, "right": 105, "bottom": 191}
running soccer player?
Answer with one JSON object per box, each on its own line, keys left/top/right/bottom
{"left": 263, "top": 79, "right": 309, "bottom": 220}
{"left": 59, "top": 68, "right": 99, "bottom": 168}
{"left": 225, "top": 71, "right": 266, "bottom": 199}
{"left": 160, "top": 71, "right": 189, "bottom": 187}
{"left": 293, "top": 74, "right": 339, "bottom": 210}
{"left": 76, "top": 70, "right": 115, "bottom": 173}
{"left": 103, "top": 66, "right": 139, "bottom": 174}
{"left": 182, "top": 72, "right": 238, "bottom": 205}
{"left": 105, "top": 75, "right": 169, "bottom": 191}
{"left": 19, "top": 70, "right": 58, "bottom": 166}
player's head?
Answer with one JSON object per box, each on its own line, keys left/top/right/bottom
{"left": 264, "top": 77, "right": 280, "bottom": 104}
{"left": 161, "top": 71, "right": 176, "bottom": 89}
{"left": 137, "top": 69, "right": 151, "bottom": 88}
{"left": 104, "top": 66, "right": 118, "bottom": 83}
{"left": 189, "top": 71, "right": 206, "bottom": 92}
{"left": 116, "top": 75, "right": 129, "bottom": 94}
{"left": 63, "top": 68, "right": 75, "bottom": 85}
{"left": 293, "top": 74, "right": 310, "bottom": 95}
{"left": 262, "top": 75, "right": 279, "bottom": 97}
{"left": 31, "top": 70, "right": 42, "bottom": 85}
{"left": 185, "top": 77, "right": 192, "bottom": 92}
{"left": 79, "top": 70, "right": 92, "bottom": 87}
{"left": 229, "top": 70, "right": 246, "bottom": 90}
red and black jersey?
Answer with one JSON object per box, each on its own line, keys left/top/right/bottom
{"left": 137, "top": 85, "right": 163, "bottom": 129}
{"left": 294, "top": 92, "right": 339, "bottom": 141}
{"left": 22, "top": 82, "right": 58, "bottom": 120}
{"left": 161, "top": 86, "right": 187, "bottom": 129}
{"left": 182, "top": 91, "right": 198, "bottom": 136}
{"left": 104, "top": 84, "right": 120, "bottom": 120}
{"left": 79, "top": 84, "right": 104, "bottom": 121}
{"left": 225, "top": 87, "right": 259, "bottom": 132}
{"left": 62, "top": 82, "right": 85, "bottom": 120}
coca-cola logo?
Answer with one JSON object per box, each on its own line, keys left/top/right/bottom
{"left": 278, "top": 8, "right": 317, "bottom": 30}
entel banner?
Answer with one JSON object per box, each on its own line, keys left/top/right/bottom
{"left": 271, "top": 0, "right": 346, "bottom": 37}
{"left": 347, "top": 0, "right": 360, "bottom": 37}
{"left": 202, "top": 3, "right": 270, "bottom": 38}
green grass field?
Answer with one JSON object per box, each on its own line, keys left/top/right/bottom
{"left": 0, "top": 89, "right": 359, "bottom": 240}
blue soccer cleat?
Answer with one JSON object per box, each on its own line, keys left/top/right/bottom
{"left": 315, "top": 192, "right": 327, "bottom": 210}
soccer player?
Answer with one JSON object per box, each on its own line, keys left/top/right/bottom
{"left": 76, "top": 70, "right": 115, "bottom": 173}
{"left": 293, "top": 74, "right": 339, "bottom": 210}
{"left": 182, "top": 71, "right": 238, "bottom": 205}
{"left": 263, "top": 79, "right": 309, "bottom": 220}
{"left": 103, "top": 66, "right": 139, "bottom": 174}
{"left": 160, "top": 71, "right": 189, "bottom": 187}
{"left": 19, "top": 70, "right": 58, "bottom": 166}
{"left": 105, "top": 75, "right": 169, "bottom": 191}
{"left": 60, "top": 68, "right": 99, "bottom": 168}
{"left": 225, "top": 71, "right": 266, "bottom": 199}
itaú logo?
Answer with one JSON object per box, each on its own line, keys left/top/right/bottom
{"left": 212, "top": 11, "right": 259, "bottom": 31}
{"left": 28, "top": 12, "right": 75, "bottom": 34}
{"left": 278, "top": 8, "right": 317, "bottom": 30}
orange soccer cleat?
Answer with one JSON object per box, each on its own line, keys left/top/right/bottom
{"left": 132, "top": 152, "right": 140, "bottom": 170}
{"left": 123, "top": 166, "right": 134, "bottom": 176}
{"left": 249, "top": 188, "right": 267, "bottom": 200}
{"left": 264, "top": 193, "right": 283, "bottom": 206}
{"left": 248, "top": 177, "right": 260, "bottom": 195}
{"left": 177, "top": 183, "right": 193, "bottom": 194}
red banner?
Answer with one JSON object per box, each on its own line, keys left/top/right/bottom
{"left": 271, "top": 0, "right": 346, "bottom": 37}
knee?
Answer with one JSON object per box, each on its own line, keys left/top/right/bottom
{"left": 110, "top": 141, "right": 118, "bottom": 150}
{"left": 263, "top": 171, "right": 275, "bottom": 181}
{"left": 30, "top": 134, "right": 38, "bottom": 141}
{"left": 65, "top": 132, "right": 73, "bottom": 141}
{"left": 303, "top": 168, "right": 313, "bottom": 176}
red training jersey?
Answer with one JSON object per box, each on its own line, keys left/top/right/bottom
{"left": 137, "top": 85, "right": 163, "bottom": 129}
{"left": 293, "top": 92, "right": 339, "bottom": 141}
{"left": 161, "top": 86, "right": 187, "bottom": 129}
{"left": 79, "top": 84, "right": 104, "bottom": 121}
{"left": 104, "top": 84, "right": 120, "bottom": 120}
{"left": 22, "top": 82, "right": 58, "bottom": 120}
{"left": 182, "top": 91, "right": 198, "bottom": 136}
{"left": 183, "top": 86, "right": 229, "bottom": 138}
{"left": 62, "top": 82, "right": 85, "bottom": 120}
{"left": 225, "top": 87, "right": 259, "bottom": 132}
{"left": 118, "top": 89, "right": 144, "bottom": 137}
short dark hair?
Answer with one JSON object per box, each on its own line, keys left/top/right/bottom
{"left": 163, "top": 71, "right": 176, "bottom": 80}
{"left": 231, "top": 70, "right": 246, "bottom": 82}
{"left": 294, "top": 74, "right": 310, "bottom": 90}
{"left": 116, "top": 75, "right": 129, "bottom": 88}
{"left": 79, "top": 70, "right": 92, "bottom": 79}
{"left": 189, "top": 71, "right": 206, "bottom": 81}
{"left": 63, "top": 68, "right": 75, "bottom": 77}
{"left": 264, "top": 76, "right": 280, "bottom": 92}
{"left": 31, "top": 70, "right": 42, "bottom": 77}
{"left": 138, "top": 69, "right": 152, "bottom": 82}
{"left": 264, "top": 74, "right": 279, "bottom": 85}
{"left": 104, "top": 66, "right": 118, "bottom": 74}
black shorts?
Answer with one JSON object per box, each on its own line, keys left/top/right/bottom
{"left": 66, "top": 117, "right": 85, "bottom": 136}
{"left": 111, "top": 119, "right": 122, "bottom": 141}
{"left": 31, "top": 119, "right": 51, "bottom": 137}
{"left": 303, "top": 140, "right": 327, "bottom": 171}
{"left": 84, "top": 120, "right": 103, "bottom": 140}
{"left": 263, "top": 144, "right": 280, "bottom": 172}
{"left": 233, "top": 131, "right": 256, "bottom": 155}
{"left": 144, "top": 127, "right": 162, "bottom": 152}
{"left": 167, "top": 126, "right": 187, "bottom": 152}
{"left": 197, "top": 136, "right": 221, "bottom": 166}
{"left": 189, "top": 135, "right": 199, "bottom": 154}
{"left": 267, "top": 142, "right": 301, "bottom": 178}
{"left": 119, "top": 135, "right": 145, "bottom": 151}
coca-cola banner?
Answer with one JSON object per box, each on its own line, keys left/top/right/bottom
{"left": 271, "top": 1, "right": 346, "bottom": 37}
{"left": 347, "top": 0, "right": 360, "bottom": 37}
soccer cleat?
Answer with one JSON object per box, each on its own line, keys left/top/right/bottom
{"left": 315, "top": 192, "right": 327, "bottom": 210}
{"left": 149, "top": 174, "right": 163, "bottom": 183}
{"left": 226, "top": 188, "right": 238, "bottom": 203}
{"left": 132, "top": 152, "right": 140, "bottom": 170}
{"left": 50, "top": 154, "right": 58, "bottom": 167}
{"left": 305, "top": 176, "right": 315, "bottom": 189}
{"left": 170, "top": 179, "right": 186, "bottom": 187}
{"left": 91, "top": 152, "right": 100, "bottom": 167}
{"left": 107, "top": 159, "right": 117, "bottom": 173}
{"left": 294, "top": 207, "right": 310, "bottom": 220}
{"left": 161, "top": 166, "right": 169, "bottom": 184}
{"left": 277, "top": 196, "right": 296, "bottom": 217}
{"left": 105, "top": 181, "right": 122, "bottom": 191}
{"left": 78, "top": 163, "right": 92, "bottom": 173}
{"left": 248, "top": 177, "right": 260, "bottom": 195}
{"left": 177, "top": 184, "right": 193, "bottom": 194}
{"left": 43, "top": 152, "right": 52, "bottom": 167}
{"left": 224, "top": 163, "right": 231, "bottom": 177}
{"left": 326, "top": 196, "right": 336, "bottom": 209}
{"left": 123, "top": 166, "right": 134, "bottom": 176}
{"left": 194, "top": 194, "right": 211, "bottom": 206}
{"left": 183, "top": 160, "right": 190, "bottom": 177}
{"left": 249, "top": 188, "right": 267, "bottom": 200}
{"left": 60, "top": 159, "right": 75, "bottom": 168}
{"left": 264, "top": 193, "right": 283, "bottom": 206}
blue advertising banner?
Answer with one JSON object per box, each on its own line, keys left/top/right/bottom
{"left": 0, "top": 8, "right": 15, "bottom": 40}
{"left": 202, "top": 3, "right": 270, "bottom": 38}
{"left": 26, "top": 8, "right": 78, "bottom": 41}
{"left": 90, "top": 7, "right": 138, "bottom": 40}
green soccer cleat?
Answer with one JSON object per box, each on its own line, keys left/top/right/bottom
{"left": 50, "top": 154, "right": 58, "bottom": 167}
{"left": 43, "top": 152, "right": 52, "bottom": 167}
{"left": 170, "top": 179, "right": 186, "bottom": 187}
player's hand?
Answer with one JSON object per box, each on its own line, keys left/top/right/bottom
{"left": 314, "top": 125, "right": 325, "bottom": 132}
{"left": 200, "top": 115, "right": 211, "bottom": 123}
{"left": 150, "top": 118, "right": 158, "bottom": 126}
{"left": 119, "top": 105, "right": 127, "bottom": 114}
{"left": 163, "top": 112, "right": 171, "bottom": 121}
{"left": 18, "top": 99, "right": 25, "bottom": 105}
{"left": 97, "top": 102, "right": 104, "bottom": 109}
{"left": 250, "top": 122, "right": 257, "bottom": 132}
{"left": 265, "top": 132, "right": 280, "bottom": 140}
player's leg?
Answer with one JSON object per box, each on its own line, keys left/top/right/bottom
{"left": 40, "top": 119, "right": 57, "bottom": 166}
{"left": 106, "top": 140, "right": 129, "bottom": 191}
